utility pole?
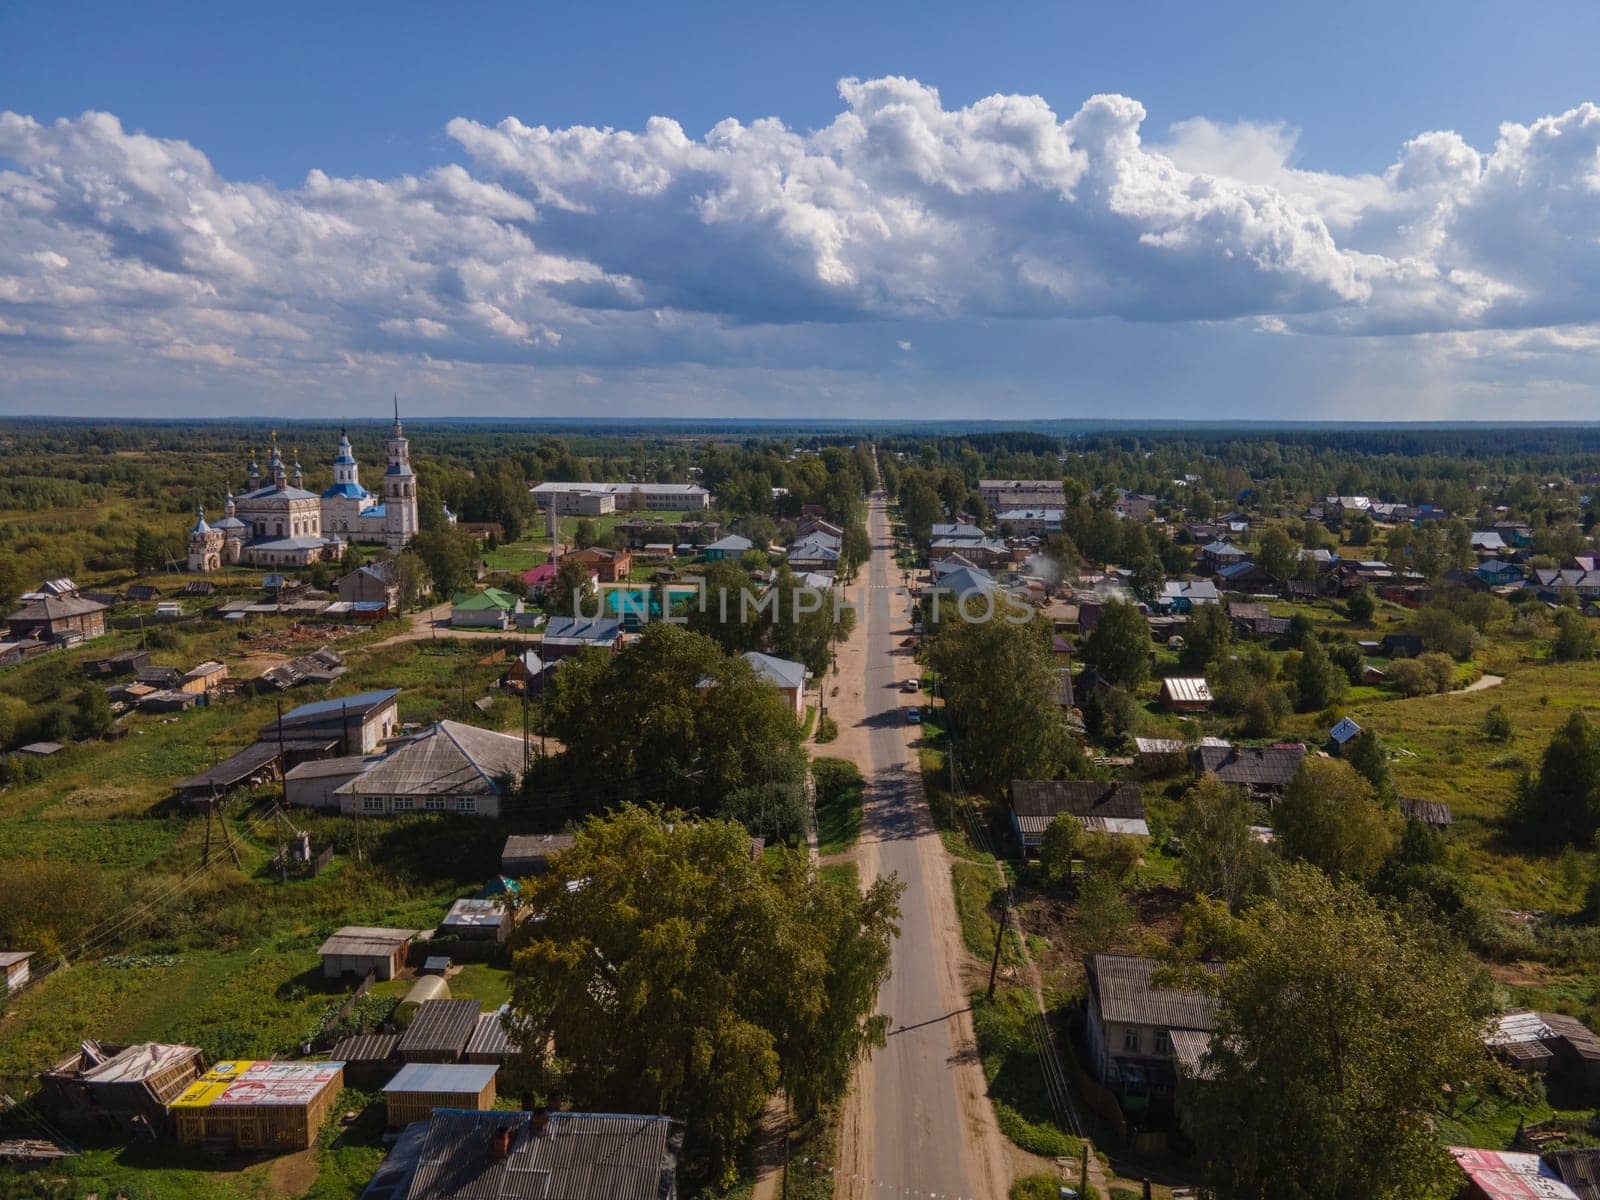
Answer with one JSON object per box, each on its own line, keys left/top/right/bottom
{"left": 987, "top": 899, "right": 1009, "bottom": 999}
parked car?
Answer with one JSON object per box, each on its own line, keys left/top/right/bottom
{"left": 902, "top": 678, "right": 920, "bottom": 693}
{"left": 907, "top": 707, "right": 921, "bottom": 724}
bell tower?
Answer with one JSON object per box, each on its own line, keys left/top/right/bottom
{"left": 384, "top": 395, "right": 419, "bottom": 550}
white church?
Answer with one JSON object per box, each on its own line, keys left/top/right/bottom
{"left": 188, "top": 403, "right": 419, "bottom": 572}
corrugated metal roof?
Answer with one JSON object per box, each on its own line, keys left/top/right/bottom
{"left": 1199, "top": 743, "right": 1305, "bottom": 789}
{"left": 465, "top": 1009, "right": 517, "bottom": 1060}
{"left": 1450, "top": 1148, "right": 1579, "bottom": 1200}
{"left": 442, "top": 899, "right": 506, "bottom": 930}
{"left": 383, "top": 1062, "right": 498, "bottom": 1095}
{"left": 1088, "top": 954, "right": 1220, "bottom": 1031}
{"left": 1160, "top": 677, "right": 1214, "bottom": 705}
{"left": 328, "top": 1034, "right": 400, "bottom": 1064}
{"left": 398, "top": 1109, "right": 681, "bottom": 1200}
{"left": 282, "top": 689, "right": 399, "bottom": 724}
{"left": 398, "top": 1000, "right": 481, "bottom": 1057}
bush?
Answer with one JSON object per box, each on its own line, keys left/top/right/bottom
{"left": 815, "top": 715, "right": 838, "bottom": 743}
{"left": 1484, "top": 705, "right": 1513, "bottom": 742}
{"left": 1012, "top": 1173, "right": 1093, "bottom": 1200}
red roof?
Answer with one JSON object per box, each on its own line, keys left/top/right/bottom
{"left": 522, "top": 565, "right": 557, "bottom": 586}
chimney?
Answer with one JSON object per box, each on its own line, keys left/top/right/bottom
{"left": 490, "top": 1123, "right": 516, "bottom": 1162}
{"left": 528, "top": 1106, "right": 550, "bottom": 1138}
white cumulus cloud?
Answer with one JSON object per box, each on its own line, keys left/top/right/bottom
{"left": 3, "top": 81, "right": 1600, "bottom": 405}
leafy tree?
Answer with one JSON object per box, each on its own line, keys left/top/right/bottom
{"left": 1082, "top": 599, "right": 1150, "bottom": 688}
{"left": 1177, "top": 779, "right": 1270, "bottom": 912}
{"left": 1077, "top": 871, "right": 1133, "bottom": 951}
{"left": 1037, "top": 813, "right": 1081, "bottom": 890}
{"left": 1256, "top": 527, "right": 1295, "bottom": 581}
{"left": 412, "top": 528, "right": 474, "bottom": 598}
{"left": 542, "top": 624, "right": 806, "bottom": 818}
{"left": 1411, "top": 605, "right": 1478, "bottom": 661}
{"left": 1553, "top": 608, "right": 1597, "bottom": 662}
{"left": 545, "top": 558, "right": 600, "bottom": 617}
{"left": 1510, "top": 710, "right": 1600, "bottom": 848}
{"left": 1343, "top": 728, "right": 1396, "bottom": 805}
{"left": 132, "top": 527, "right": 171, "bottom": 573}
{"left": 1275, "top": 758, "right": 1396, "bottom": 880}
{"left": 1187, "top": 866, "right": 1494, "bottom": 1200}
{"left": 1181, "top": 602, "right": 1231, "bottom": 671}
{"left": 1345, "top": 586, "right": 1375, "bottom": 623}
{"left": 508, "top": 808, "right": 902, "bottom": 1183}
{"left": 1082, "top": 684, "right": 1139, "bottom": 745}
{"left": 1293, "top": 635, "right": 1346, "bottom": 712}
{"left": 573, "top": 517, "right": 599, "bottom": 549}
{"left": 72, "top": 685, "right": 113, "bottom": 741}
{"left": 926, "top": 602, "right": 1082, "bottom": 794}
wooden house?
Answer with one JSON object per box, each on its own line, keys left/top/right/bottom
{"left": 501, "top": 833, "right": 575, "bottom": 877}
{"left": 383, "top": 1062, "right": 497, "bottom": 1127}
{"left": 171, "top": 1060, "right": 344, "bottom": 1152}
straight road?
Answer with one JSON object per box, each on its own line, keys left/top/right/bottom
{"left": 836, "top": 492, "right": 1008, "bottom": 1200}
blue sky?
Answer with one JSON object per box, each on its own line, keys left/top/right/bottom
{"left": 4, "top": 0, "right": 1600, "bottom": 419}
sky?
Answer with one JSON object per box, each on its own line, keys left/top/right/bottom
{"left": 4, "top": 0, "right": 1600, "bottom": 421}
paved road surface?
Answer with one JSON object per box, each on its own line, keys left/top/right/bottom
{"left": 843, "top": 493, "right": 1007, "bottom": 1200}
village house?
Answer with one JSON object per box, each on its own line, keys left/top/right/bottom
{"left": 1010, "top": 780, "right": 1147, "bottom": 851}
{"left": 563, "top": 545, "right": 634, "bottom": 582}
{"left": 336, "top": 561, "right": 401, "bottom": 612}
{"left": 1197, "top": 743, "right": 1306, "bottom": 799}
{"left": 1450, "top": 1148, "right": 1581, "bottom": 1200}
{"left": 179, "top": 660, "right": 228, "bottom": 696}
{"left": 742, "top": 651, "right": 810, "bottom": 720}
{"left": 540, "top": 615, "right": 624, "bottom": 660}
{"left": 450, "top": 587, "right": 524, "bottom": 630}
{"left": 267, "top": 688, "right": 400, "bottom": 754}
{"left": 1084, "top": 953, "right": 1221, "bottom": 1115}
{"left": 501, "top": 833, "right": 576, "bottom": 877}
{"left": 333, "top": 719, "right": 527, "bottom": 818}
{"left": 702, "top": 533, "right": 753, "bottom": 561}
{"left": 5, "top": 593, "right": 108, "bottom": 643}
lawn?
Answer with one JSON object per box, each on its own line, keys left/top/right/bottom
{"left": 811, "top": 757, "right": 863, "bottom": 856}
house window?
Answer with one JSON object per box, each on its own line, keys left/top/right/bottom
{"left": 1154, "top": 1031, "right": 1172, "bottom": 1056}
{"left": 425, "top": 797, "right": 447, "bottom": 812}
{"left": 362, "top": 797, "right": 385, "bottom": 813}
{"left": 391, "top": 798, "right": 413, "bottom": 812}
{"left": 1122, "top": 1029, "right": 1140, "bottom": 1053}
{"left": 454, "top": 798, "right": 476, "bottom": 814}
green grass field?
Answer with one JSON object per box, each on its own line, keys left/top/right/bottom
{"left": 812, "top": 757, "right": 863, "bottom": 856}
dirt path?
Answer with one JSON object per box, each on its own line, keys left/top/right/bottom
{"left": 366, "top": 601, "right": 541, "bottom": 650}
{"left": 1453, "top": 672, "right": 1505, "bottom": 694}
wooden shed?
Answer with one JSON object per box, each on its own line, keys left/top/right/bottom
{"left": 397, "top": 999, "right": 481, "bottom": 1064}
{"left": 318, "top": 926, "right": 414, "bottom": 981}
{"left": 325, "top": 1033, "right": 400, "bottom": 1089}
{"left": 382, "top": 1062, "right": 497, "bottom": 1128}
{"left": 171, "top": 1060, "right": 344, "bottom": 1152}
{"left": 464, "top": 1006, "right": 520, "bottom": 1066}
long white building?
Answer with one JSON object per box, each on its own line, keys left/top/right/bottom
{"left": 529, "top": 480, "right": 711, "bottom": 512}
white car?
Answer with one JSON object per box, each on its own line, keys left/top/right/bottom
{"left": 903, "top": 677, "right": 920, "bottom": 693}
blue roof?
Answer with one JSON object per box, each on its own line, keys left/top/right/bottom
{"left": 365, "top": 504, "right": 386, "bottom": 517}
{"left": 333, "top": 454, "right": 357, "bottom": 465}
{"left": 247, "top": 535, "right": 331, "bottom": 550}
{"left": 322, "top": 482, "right": 370, "bottom": 499}
{"left": 282, "top": 688, "right": 399, "bottom": 723}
